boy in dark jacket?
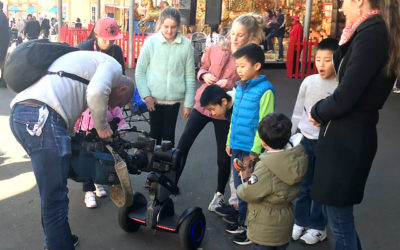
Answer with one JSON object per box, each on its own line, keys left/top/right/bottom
{"left": 237, "top": 113, "right": 308, "bottom": 250}
{"left": 225, "top": 43, "right": 275, "bottom": 245}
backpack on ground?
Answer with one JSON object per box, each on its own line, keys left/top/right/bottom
{"left": 3, "top": 39, "right": 89, "bottom": 93}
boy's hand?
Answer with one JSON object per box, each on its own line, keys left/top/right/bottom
{"left": 144, "top": 96, "right": 156, "bottom": 112}
{"left": 203, "top": 73, "right": 218, "bottom": 86}
{"left": 225, "top": 145, "right": 232, "bottom": 157}
{"left": 308, "top": 106, "right": 321, "bottom": 128}
{"left": 240, "top": 166, "right": 253, "bottom": 179}
{"left": 181, "top": 107, "right": 192, "bottom": 119}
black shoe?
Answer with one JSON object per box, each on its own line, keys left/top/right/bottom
{"left": 222, "top": 213, "right": 238, "bottom": 225}
{"left": 225, "top": 223, "right": 245, "bottom": 234}
{"left": 44, "top": 234, "right": 79, "bottom": 249}
{"left": 72, "top": 234, "right": 79, "bottom": 247}
{"left": 233, "top": 230, "right": 252, "bottom": 245}
{"left": 215, "top": 204, "right": 238, "bottom": 217}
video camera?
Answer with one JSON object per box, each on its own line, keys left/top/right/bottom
{"left": 69, "top": 118, "right": 183, "bottom": 194}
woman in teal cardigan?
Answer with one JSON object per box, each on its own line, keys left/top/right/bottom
{"left": 135, "top": 7, "right": 196, "bottom": 146}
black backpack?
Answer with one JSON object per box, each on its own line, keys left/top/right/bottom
{"left": 4, "top": 39, "right": 89, "bottom": 93}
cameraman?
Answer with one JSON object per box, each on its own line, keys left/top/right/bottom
{"left": 9, "top": 51, "right": 134, "bottom": 250}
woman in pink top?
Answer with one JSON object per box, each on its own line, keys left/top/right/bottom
{"left": 177, "top": 13, "right": 265, "bottom": 212}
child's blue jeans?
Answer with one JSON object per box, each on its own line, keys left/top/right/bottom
{"left": 231, "top": 149, "right": 250, "bottom": 225}
{"left": 294, "top": 136, "right": 327, "bottom": 230}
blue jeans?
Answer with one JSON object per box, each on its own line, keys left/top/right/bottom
{"left": 324, "top": 205, "right": 362, "bottom": 250}
{"left": 277, "top": 36, "right": 284, "bottom": 59}
{"left": 10, "top": 104, "right": 75, "bottom": 250}
{"left": 266, "top": 33, "right": 274, "bottom": 52}
{"left": 231, "top": 149, "right": 250, "bottom": 224}
{"left": 294, "top": 137, "right": 326, "bottom": 230}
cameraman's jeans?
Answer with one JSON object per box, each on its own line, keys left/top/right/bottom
{"left": 231, "top": 149, "right": 250, "bottom": 225}
{"left": 294, "top": 137, "right": 326, "bottom": 230}
{"left": 10, "top": 104, "right": 74, "bottom": 250}
{"left": 324, "top": 205, "right": 362, "bottom": 250}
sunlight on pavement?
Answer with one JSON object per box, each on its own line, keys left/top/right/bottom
{"left": 0, "top": 114, "right": 36, "bottom": 201}
{"left": 0, "top": 171, "right": 36, "bottom": 201}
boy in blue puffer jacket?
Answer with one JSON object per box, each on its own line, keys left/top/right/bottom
{"left": 225, "top": 43, "right": 275, "bottom": 245}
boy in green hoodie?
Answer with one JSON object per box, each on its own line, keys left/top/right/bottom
{"left": 237, "top": 113, "right": 308, "bottom": 250}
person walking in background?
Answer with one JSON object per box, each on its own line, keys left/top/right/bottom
{"left": 205, "top": 23, "right": 224, "bottom": 50}
{"left": 87, "top": 19, "right": 94, "bottom": 32}
{"left": 75, "top": 18, "right": 82, "bottom": 28}
{"left": 77, "top": 16, "right": 126, "bottom": 208}
{"left": 274, "top": 7, "right": 285, "bottom": 61}
{"left": 24, "top": 14, "right": 40, "bottom": 40}
{"left": 263, "top": 9, "right": 277, "bottom": 52}
{"left": 177, "top": 13, "right": 266, "bottom": 215}
{"left": 40, "top": 15, "right": 50, "bottom": 39}
{"left": 0, "top": 1, "right": 9, "bottom": 88}
{"left": 135, "top": 7, "right": 195, "bottom": 146}
{"left": 291, "top": 38, "right": 339, "bottom": 245}
{"left": 308, "top": 0, "right": 400, "bottom": 248}
{"left": 287, "top": 16, "right": 303, "bottom": 74}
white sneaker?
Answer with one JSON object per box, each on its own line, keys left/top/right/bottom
{"left": 84, "top": 191, "right": 97, "bottom": 208}
{"left": 208, "top": 192, "right": 224, "bottom": 212}
{"left": 292, "top": 224, "right": 306, "bottom": 241}
{"left": 300, "top": 228, "right": 327, "bottom": 245}
{"left": 94, "top": 184, "right": 107, "bottom": 198}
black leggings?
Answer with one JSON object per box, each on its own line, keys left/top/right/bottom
{"left": 149, "top": 103, "right": 180, "bottom": 146}
{"left": 177, "top": 109, "right": 231, "bottom": 194}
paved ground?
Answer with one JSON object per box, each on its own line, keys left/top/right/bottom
{"left": 0, "top": 67, "right": 399, "bottom": 250}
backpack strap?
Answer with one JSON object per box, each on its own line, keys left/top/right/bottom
{"left": 48, "top": 71, "right": 90, "bottom": 85}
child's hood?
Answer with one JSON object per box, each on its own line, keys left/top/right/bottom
{"left": 259, "top": 135, "right": 308, "bottom": 185}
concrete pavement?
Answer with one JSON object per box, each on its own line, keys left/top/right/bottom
{"left": 0, "top": 68, "right": 399, "bottom": 250}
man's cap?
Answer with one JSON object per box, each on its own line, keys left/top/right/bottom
{"left": 94, "top": 17, "right": 123, "bottom": 40}
{"left": 291, "top": 16, "right": 300, "bottom": 22}
{"left": 275, "top": 7, "right": 282, "bottom": 11}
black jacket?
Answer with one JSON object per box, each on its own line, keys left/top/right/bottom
{"left": 40, "top": 18, "right": 50, "bottom": 31}
{"left": 24, "top": 20, "right": 40, "bottom": 39}
{"left": 275, "top": 14, "right": 285, "bottom": 38}
{"left": 310, "top": 15, "right": 396, "bottom": 206}
{"left": 0, "top": 11, "right": 9, "bottom": 62}
{"left": 77, "top": 38, "right": 125, "bottom": 74}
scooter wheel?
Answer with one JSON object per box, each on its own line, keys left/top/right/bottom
{"left": 118, "top": 206, "right": 141, "bottom": 232}
{"left": 179, "top": 211, "right": 206, "bottom": 249}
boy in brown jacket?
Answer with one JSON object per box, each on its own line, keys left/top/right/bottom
{"left": 237, "top": 113, "right": 308, "bottom": 249}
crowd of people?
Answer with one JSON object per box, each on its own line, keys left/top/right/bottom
{"left": 1, "top": 0, "right": 400, "bottom": 249}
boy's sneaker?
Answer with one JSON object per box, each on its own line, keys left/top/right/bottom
{"left": 225, "top": 223, "right": 245, "bottom": 234}
{"left": 222, "top": 213, "right": 238, "bottom": 225}
{"left": 208, "top": 192, "right": 224, "bottom": 212}
{"left": 94, "top": 184, "right": 107, "bottom": 198}
{"left": 292, "top": 224, "right": 306, "bottom": 241}
{"left": 84, "top": 191, "right": 97, "bottom": 208}
{"left": 300, "top": 229, "right": 327, "bottom": 245}
{"left": 233, "top": 230, "right": 252, "bottom": 246}
{"left": 215, "top": 204, "right": 238, "bottom": 217}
